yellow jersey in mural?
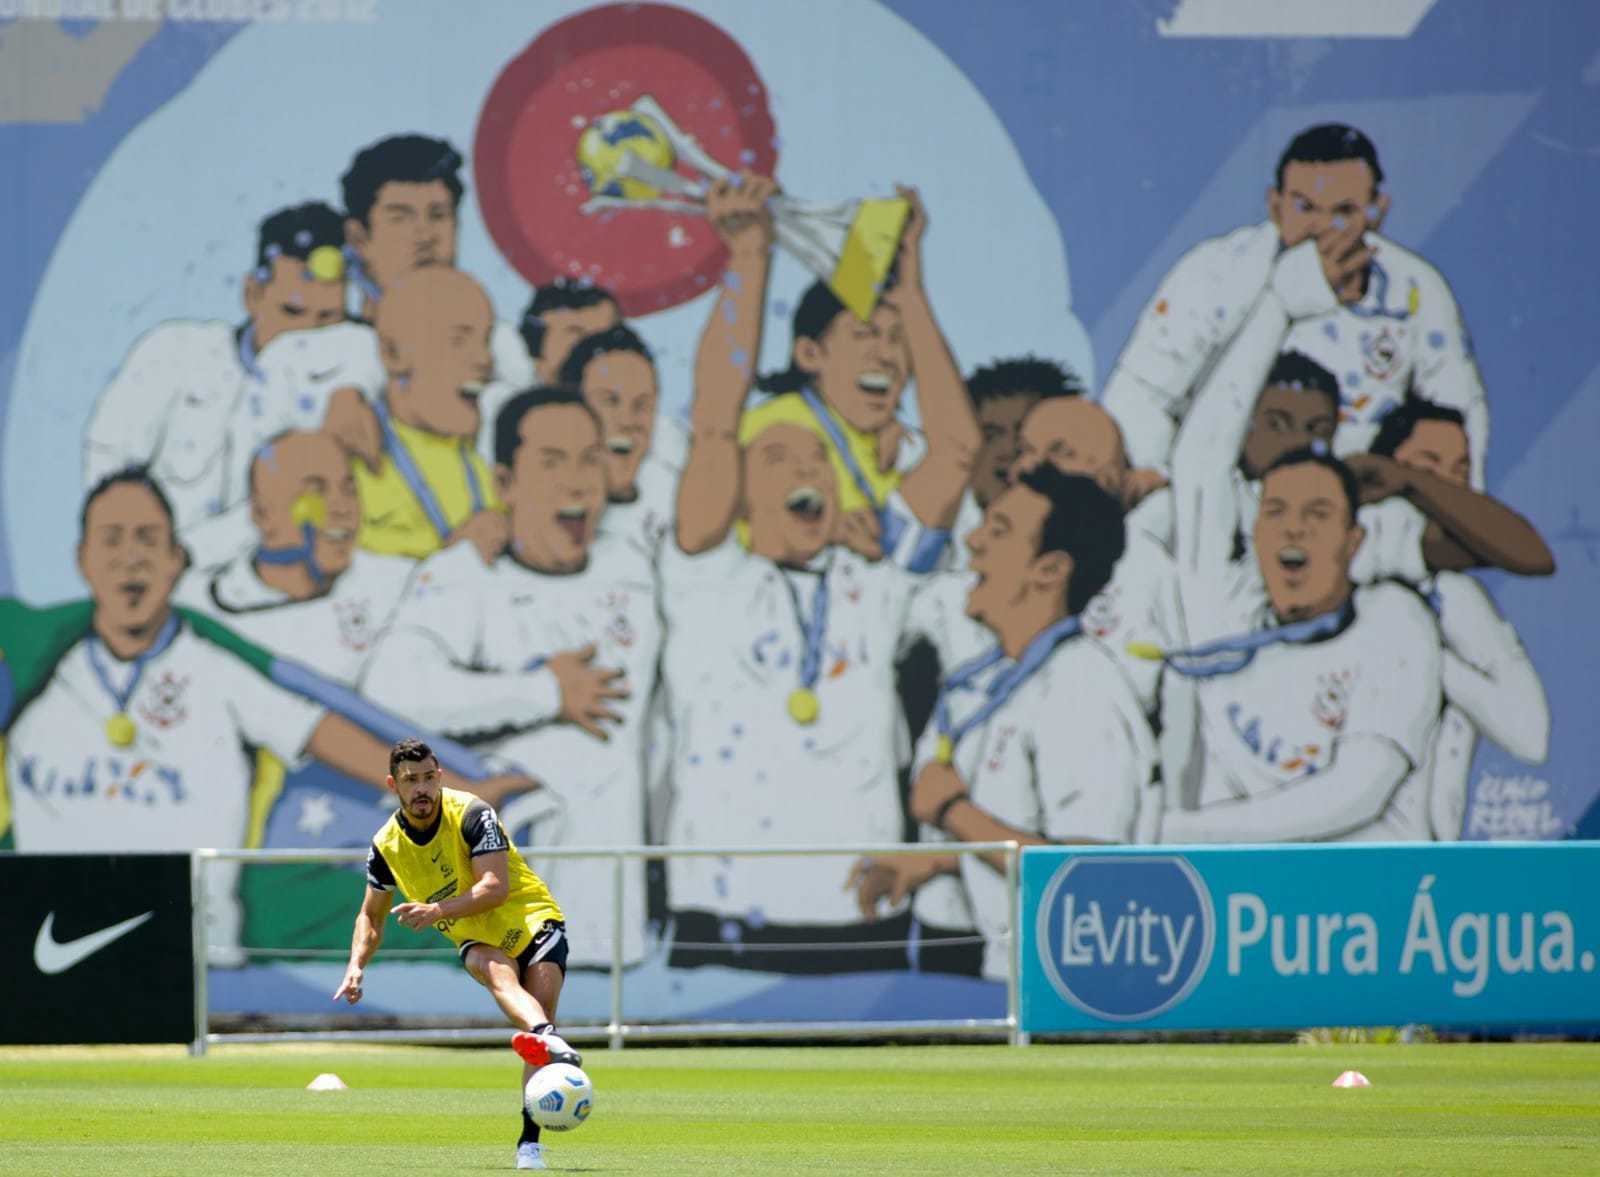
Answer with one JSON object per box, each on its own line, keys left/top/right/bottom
{"left": 355, "top": 416, "right": 503, "bottom": 559}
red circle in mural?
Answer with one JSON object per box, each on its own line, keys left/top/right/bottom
{"left": 474, "top": 3, "right": 779, "bottom": 318}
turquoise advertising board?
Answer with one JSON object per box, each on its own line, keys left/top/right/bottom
{"left": 1021, "top": 844, "right": 1600, "bottom": 1032}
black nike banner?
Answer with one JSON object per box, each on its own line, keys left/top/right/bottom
{"left": 0, "top": 853, "right": 194, "bottom": 1044}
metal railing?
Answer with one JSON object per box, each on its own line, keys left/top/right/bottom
{"left": 190, "top": 841, "right": 1026, "bottom": 1055}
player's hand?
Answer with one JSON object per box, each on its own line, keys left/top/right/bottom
{"left": 1123, "top": 466, "right": 1170, "bottom": 510}
{"left": 392, "top": 902, "right": 443, "bottom": 931}
{"left": 470, "top": 773, "right": 543, "bottom": 809}
{"left": 706, "top": 172, "right": 778, "bottom": 255}
{"left": 547, "top": 643, "right": 630, "bottom": 741}
{"left": 449, "top": 508, "right": 510, "bottom": 565}
{"left": 1343, "top": 452, "right": 1412, "bottom": 504}
{"left": 846, "top": 853, "right": 953, "bottom": 920}
{"left": 890, "top": 184, "right": 927, "bottom": 289}
{"left": 1313, "top": 210, "right": 1378, "bottom": 305}
{"left": 333, "top": 964, "right": 365, "bottom": 1005}
{"left": 833, "top": 508, "right": 883, "bottom": 562}
{"left": 322, "top": 386, "right": 383, "bottom": 472}
{"left": 909, "top": 761, "right": 968, "bottom": 828}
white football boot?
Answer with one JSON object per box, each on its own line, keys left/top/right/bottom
{"left": 515, "top": 1140, "right": 547, "bottom": 1170}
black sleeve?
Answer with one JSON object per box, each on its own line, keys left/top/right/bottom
{"left": 365, "top": 842, "right": 396, "bottom": 892}
{"left": 460, "top": 799, "right": 510, "bottom": 857}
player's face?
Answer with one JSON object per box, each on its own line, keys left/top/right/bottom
{"left": 502, "top": 403, "right": 607, "bottom": 573}
{"left": 79, "top": 484, "right": 187, "bottom": 635}
{"left": 346, "top": 180, "right": 458, "bottom": 293}
{"left": 1254, "top": 462, "right": 1365, "bottom": 623}
{"left": 971, "top": 393, "right": 1038, "bottom": 509}
{"left": 1393, "top": 420, "right": 1470, "bottom": 488}
{"left": 389, "top": 757, "right": 444, "bottom": 825}
{"left": 741, "top": 423, "right": 838, "bottom": 566}
{"left": 578, "top": 349, "right": 657, "bottom": 501}
{"left": 1269, "top": 160, "right": 1381, "bottom": 249}
{"left": 964, "top": 483, "right": 1055, "bottom": 630}
{"left": 1242, "top": 385, "right": 1338, "bottom": 479}
{"left": 382, "top": 276, "right": 494, "bottom": 438}
{"left": 797, "top": 303, "right": 910, "bottom": 435}
{"left": 250, "top": 432, "right": 361, "bottom": 581}
{"left": 244, "top": 255, "right": 346, "bottom": 351}
{"left": 1013, "top": 398, "right": 1130, "bottom": 504}
{"left": 535, "top": 301, "right": 621, "bottom": 383}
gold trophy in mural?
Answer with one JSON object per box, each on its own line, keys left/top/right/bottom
{"left": 576, "top": 95, "right": 909, "bottom": 320}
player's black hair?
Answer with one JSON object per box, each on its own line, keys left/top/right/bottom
{"left": 1369, "top": 395, "right": 1466, "bottom": 458}
{"left": 966, "top": 356, "right": 1086, "bottom": 409}
{"left": 255, "top": 202, "right": 345, "bottom": 270}
{"left": 493, "top": 385, "right": 602, "bottom": 467}
{"left": 557, "top": 323, "right": 654, "bottom": 387}
{"left": 1275, "top": 123, "right": 1385, "bottom": 191}
{"left": 756, "top": 276, "right": 899, "bottom": 395}
{"left": 1260, "top": 447, "right": 1363, "bottom": 523}
{"left": 1016, "top": 464, "right": 1126, "bottom": 615}
{"left": 389, "top": 737, "right": 436, "bottom": 780}
{"left": 79, "top": 466, "right": 178, "bottom": 541}
{"left": 1262, "top": 350, "right": 1341, "bottom": 414}
{"left": 341, "top": 134, "right": 464, "bottom": 226}
{"left": 519, "top": 279, "right": 620, "bottom": 360}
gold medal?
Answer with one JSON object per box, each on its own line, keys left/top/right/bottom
{"left": 787, "top": 687, "right": 820, "bottom": 726}
{"left": 106, "top": 712, "right": 138, "bottom": 747}
{"left": 934, "top": 734, "right": 954, "bottom": 765}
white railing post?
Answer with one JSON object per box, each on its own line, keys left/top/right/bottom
{"left": 1004, "top": 841, "right": 1028, "bottom": 1047}
{"left": 189, "top": 850, "right": 209, "bottom": 1056}
{"left": 609, "top": 850, "right": 625, "bottom": 1050}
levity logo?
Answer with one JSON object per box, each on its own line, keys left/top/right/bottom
{"left": 1036, "top": 855, "right": 1214, "bottom": 1021}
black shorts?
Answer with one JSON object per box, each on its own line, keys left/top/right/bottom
{"left": 458, "top": 920, "right": 569, "bottom": 976}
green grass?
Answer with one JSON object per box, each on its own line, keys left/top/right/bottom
{"left": 1, "top": 1042, "right": 1597, "bottom": 1174}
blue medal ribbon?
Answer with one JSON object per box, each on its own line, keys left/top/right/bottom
{"left": 342, "top": 245, "right": 384, "bottom": 308}
{"left": 781, "top": 567, "right": 831, "bottom": 697}
{"left": 237, "top": 322, "right": 264, "bottom": 382}
{"left": 1343, "top": 259, "right": 1411, "bottom": 322}
{"left": 1156, "top": 600, "right": 1355, "bottom": 680}
{"left": 256, "top": 522, "right": 326, "bottom": 589}
{"left": 374, "top": 399, "right": 486, "bottom": 542}
{"left": 933, "top": 614, "right": 1081, "bottom": 761}
{"left": 84, "top": 612, "right": 181, "bottom": 722}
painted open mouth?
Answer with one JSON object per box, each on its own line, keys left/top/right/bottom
{"left": 117, "top": 580, "right": 149, "bottom": 608}
{"left": 1277, "top": 545, "right": 1309, "bottom": 572}
{"left": 322, "top": 527, "right": 354, "bottom": 542}
{"left": 556, "top": 503, "right": 589, "bottom": 545}
{"left": 857, "top": 370, "right": 894, "bottom": 395}
{"left": 785, "top": 486, "right": 825, "bottom": 523}
{"left": 606, "top": 435, "right": 635, "bottom": 455}
{"left": 458, "top": 382, "right": 485, "bottom": 404}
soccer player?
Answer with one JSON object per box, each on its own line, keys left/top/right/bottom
{"left": 334, "top": 738, "right": 579, "bottom": 1172}
{"left": 661, "top": 174, "right": 935, "bottom": 968}
{"left": 360, "top": 387, "right": 658, "bottom": 967}
{"left": 84, "top": 202, "right": 376, "bottom": 541}
{"left": 355, "top": 266, "right": 507, "bottom": 562}
{"left": 1348, "top": 400, "right": 1551, "bottom": 839}
{"left": 1101, "top": 123, "right": 1488, "bottom": 485}
{"left": 340, "top": 133, "right": 536, "bottom": 387}
{"left": 175, "top": 431, "right": 415, "bottom": 687}
{"left": 1158, "top": 449, "right": 1443, "bottom": 842}
{"left": 557, "top": 323, "right": 687, "bottom": 564}
{"left": 745, "top": 181, "right": 979, "bottom": 571}
{"left": 5, "top": 469, "right": 413, "bottom": 963}
{"left": 865, "top": 465, "right": 1154, "bottom": 981}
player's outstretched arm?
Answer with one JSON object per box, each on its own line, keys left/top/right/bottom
{"left": 677, "top": 172, "right": 776, "bottom": 555}
{"left": 334, "top": 884, "right": 394, "bottom": 1005}
{"left": 892, "top": 186, "right": 980, "bottom": 530}
{"left": 306, "top": 713, "right": 399, "bottom": 792}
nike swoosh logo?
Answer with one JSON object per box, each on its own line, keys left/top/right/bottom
{"left": 307, "top": 367, "right": 340, "bottom": 382}
{"left": 33, "top": 910, "right": 155, "bottom": 975}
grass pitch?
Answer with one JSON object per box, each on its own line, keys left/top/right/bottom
{"left": 1, "top": 1042, "right": 1596, "bottom": 1175}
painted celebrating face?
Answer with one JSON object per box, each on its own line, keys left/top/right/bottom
{"left": 499, "top": 398, "right": 608, "bottom": 574}
{"left": 795, "top": 302, "right": 910, "bottom": 436}
{"left": 250, "top": 431, "right": 362, "bottom": 582}
{"left": 244, "top": 252, "right": 346, "bottom": 350}
{"left": 963, "top": 481, "right": 1066, "bottom": 631}
{"left": 1012, "top": 397, "right": 1131, "bottom": 503}
{"left": 536, "top": 299, "right": 622, "bottom": 384}
{"left": 1393, "top": 418, "right": 1471, "bottom": 488}
{"left": 1253, "top": 456, "right": 1366, "bottom": 623}
{"left": 741, "top": 422, "right": 839, "bottom": 567}
{"left": 347, "top": 177, "right": 459, "bottom": 293}
{"left": 560, "top": 328, "right": 658, "bottom": 502}
{"left": 78, "top": 477, "right": 188, "bottom": 641}
{"left": 377, "top": 267, "right": 495, "bottom": 439}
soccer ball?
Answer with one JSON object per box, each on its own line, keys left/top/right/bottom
{"left": 524, "top": 1063, "right": 594, "bottom": 1132}
{"left": 576, "top": 109, "right": 676, "bottom": 201}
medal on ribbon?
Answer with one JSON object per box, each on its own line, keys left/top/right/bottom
{"left": 85, "top": 614, "right": 180, "bottom": 749}
{"left": 931, "top": 615, "right": 1082, "bottom": 767}
{"left": 781, "top": 568, "right": 830, "bottom": 727}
